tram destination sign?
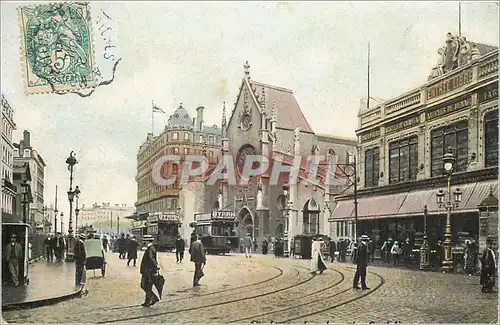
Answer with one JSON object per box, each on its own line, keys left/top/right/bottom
{"left": 160, "top": 213, "right": 179, "bottom": 221}
{"left": 195, "top": 213, "right": 212, "bottom": 221}
{"left": 212, "top": 211, "right": 236, "bottom": 219}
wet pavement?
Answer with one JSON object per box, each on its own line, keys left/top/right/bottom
{"left": 2, "top": 252, "right": 498, "bottom": 323}
{"left": 2, "top": 259, "right": 80, "bottom": 308}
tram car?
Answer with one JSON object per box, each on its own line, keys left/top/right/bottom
{"left": 147, "top": 212, "right": 182, "bottom": 252}
{"left": 191, "top": 211, "right": 239, "bottom": 255}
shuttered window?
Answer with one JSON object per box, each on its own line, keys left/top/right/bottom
{"left": 389, "top": 136, "right": 418, "bottom": 184}
{"left": 430, "top": 121, "right": 469, "bottom": 177}
{"left": 364, "top": 147, "right": 379, "bottom": 187}
{"left": 485, "top": 109, "right": 499, "bottom": 167}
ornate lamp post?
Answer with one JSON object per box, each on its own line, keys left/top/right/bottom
{"left": 60, "top": 212, "right": 64, "bottom": 234}
{"left": 278, "top": 184, "right": 291, "bottom": 256}
{"left": 436, "top": 146, "right": 463, "bottom": 273}
{"left": 65, "top": 151, "right": 78, "bottom": 261}
{"left": 336, "top": 155, "right": 359, "bottom": 240}
{"left": 74, "top": 186, "right": 81, "bottom": 235}
{"left": 420, "top": 205, "right": 430, "bottom": 270}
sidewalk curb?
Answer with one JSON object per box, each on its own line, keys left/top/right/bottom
{"left": 1, "top": 286, "right": 83, "bottom": 311}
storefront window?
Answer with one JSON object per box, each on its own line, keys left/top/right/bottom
{"left": 484, "top": 110, "right": 499, "bottom": 167}
{"left": 364, "top": 147, "right": 379, "bottom": 187}
{"left": 389, "top": 136, "right": 418, "bottom": 184}
{"left": 430, "top": 121, "right": 468, "bottom": 177}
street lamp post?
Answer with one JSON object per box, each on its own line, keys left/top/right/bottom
{"left": 74, "top": 186, "right": 81, "bottom": 234}
{"left": 21, "top": 180, "right": 29, "bottom": 224}
{"left": 436, "top": 146, "right": 463, "bottom": 273}
{"left": 60, "top": 212, "right": 64, "bottom": 234}
{"left": 54, "top": 208, "right": 58, "bottom": 233}
{"left": 336, "top": 155, "right": 359, "bottom": 240}
{"left": 419, "top": 205, "right": 431, "bottom": 270}
{"left": 65, "top": 151, "right": 78, "bottom": 261}
{"left": 277, "top": 184, "right": 291, "bottom": 256}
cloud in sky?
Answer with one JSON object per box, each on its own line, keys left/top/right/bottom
{"left": 1, "top": 2, "right": 498, "bottom": 227}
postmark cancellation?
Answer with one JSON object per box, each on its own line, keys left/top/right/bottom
{"left": 18, "top": 2, "right": 97, "bottom": 95}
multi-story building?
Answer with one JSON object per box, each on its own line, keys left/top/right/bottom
{"left": 13, "top": 130, "right": 46, "bottom": 228}
{"left": 1, "top": 94, "right": 17, "bottom": 217}
{"left": 135, "top": 103, "right": 222, "bottom": 230}
{"left": 178, "top": 63, "right": 357, "bottom": 246}
{"left": 78, "top": 202, "right": 135, "bottom": 233}
{"left": 331, "top": 33, "right": 498, "bottom": 250}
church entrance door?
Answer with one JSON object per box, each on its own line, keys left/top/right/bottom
{"left": 236, "top": 207, "right": 254, "bottom": 239}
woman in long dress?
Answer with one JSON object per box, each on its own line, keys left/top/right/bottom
{"left": 311, "top": 237, "right": 327, "bottom": 276}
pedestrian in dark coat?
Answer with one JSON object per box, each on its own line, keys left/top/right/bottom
{"left": 140, "top": 237, "right": 160, "bottom": 307}
{"left": 102, "top": 236, "right": 109, "bottom": 252}
{"left": 54, "top": 232, "right": 66, "bottom": 262}
{"left": 44, "top": 235, "right": 54, "bottom": 262}
{"left": 175, "top": 235, "right": 185, "bottom": 263}
{"left": 190, "top": 231, "right": 197, "bottom": 248}
{"left": 353, "top": 235, "right": 370, "bottom": 290}
{"left": 74, "top": 234, "right": 87, "bottom": 286}
{"left": 329, "top": 240, "right": 336, "bottom": 262}
{"left": 4, "top": 234, "right": 23, "bottom": 286}
{"left": 190, "top": 235, "right": 206, "bottom": 287}
{"left": 480, "top": 238, "right": 497, "bottom": 293}
{"left": 368, "top": 239, "right": 376, "bottom": 263}
{"left": 118, "top": 233, "right": 127, "bottom": 259}
{"left": 127, "top": 237, "right": 140, "bottom": 266}
{"left": 262, "top": 238, "right": 269, "bottom": 255}
{"left": 274, "top": 239, "right": 282, "bottom": 258}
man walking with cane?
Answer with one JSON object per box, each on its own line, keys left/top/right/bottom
{"left": 190, "top": 235, "right": 206, "bottom": 287}
{"left": 140, "top": 236, "right": 160, "bottom": 307}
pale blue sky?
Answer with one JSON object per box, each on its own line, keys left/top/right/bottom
{"left": 1, "top": 1, "right": 498, "bottom": 226}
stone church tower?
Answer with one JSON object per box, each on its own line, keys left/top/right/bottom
{"left": 212, "top": 61, "right": 353, "bottom": 250}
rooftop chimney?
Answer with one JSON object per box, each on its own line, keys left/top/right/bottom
{"left": 196, "top": 106, "right": 204, "bottom": 132}
{"left": 23, "top": 130, "right": 31, "bottom": 148}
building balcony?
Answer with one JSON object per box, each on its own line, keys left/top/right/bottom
{"left": 2, "top": 177, "right": 17, "bottom": 194}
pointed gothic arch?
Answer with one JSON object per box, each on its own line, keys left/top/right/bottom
{"left": 236, "top": 206, "right": 254, "bottom": 239}
{"left": 303, "top": 197, "right": 321, "bottom": 235}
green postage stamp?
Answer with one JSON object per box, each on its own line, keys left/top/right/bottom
{"left": 18, "top": 2, "right": 96, "bottom": 94}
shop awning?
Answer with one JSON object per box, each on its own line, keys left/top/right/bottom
{"left": 357, "top": 193, "right": 407, "bottom": 219}
{"left": 329, "top": 193, "right": 407, "bottom": 221}
{"left": 462, "top": 180, "right": 498, "bottom": 210}
{"left": 329, "top": 200, "right": 354, "bottom": 221}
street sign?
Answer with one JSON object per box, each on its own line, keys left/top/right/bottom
{"left": 195, "top": 213, "right": 211, "bottom": 221}
{"left": 147, "top": 215, "right": 159, "bottom": 223}
{"left": 212, "top": 211, "right": 236, "bottom": 219}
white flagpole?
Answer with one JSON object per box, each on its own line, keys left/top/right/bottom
{"left": 151, "top": 100, "right": 154, "bottom": 135}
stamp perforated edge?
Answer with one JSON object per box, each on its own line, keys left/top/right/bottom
{"left": 17, "top": 2, "right": 98, "bottom": 96}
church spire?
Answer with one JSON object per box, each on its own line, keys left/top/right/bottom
{"left": 243, "top": 60, "right": 251, "bottom": 79}
{"left": 221, "top": 101, "right": 227, "bottom": 138}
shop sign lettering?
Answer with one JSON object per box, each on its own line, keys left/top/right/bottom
{"left": 360, "top": 129, "right": 380, "bottom": 142}
{"left": 427, "top": 69, "right": 473, "bottom": 100}
{"left": 385, "top": 116, "right": 420, "bottom": 135}
{"left": 478, "top": 82, "right": 499, "bottom": 103}
{"left": 426, "top": 97, "right": 472, "bottom": 121}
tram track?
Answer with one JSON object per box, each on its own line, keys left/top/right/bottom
{"left": 230, "top": 269, "right": 385, "bottom": 323}
{"left": 81, "top": 260, "right": 287, "bottom": 314}
{"left": 94, "top": 264, "right": 332, "bottom": 324}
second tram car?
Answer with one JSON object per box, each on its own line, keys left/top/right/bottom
{"left": 147, "top": 212, "right": 182, "bottom": 252}
{"left": 192, "top": 211, "right": 239, "bottom": 254}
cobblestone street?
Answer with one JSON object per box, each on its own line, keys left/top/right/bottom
{"left": 2, "top": 252, "right": 497, "bottom": 323}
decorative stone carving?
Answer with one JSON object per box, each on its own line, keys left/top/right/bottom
{"left": 429, "top": 33, "right": 480, "bottom": 81}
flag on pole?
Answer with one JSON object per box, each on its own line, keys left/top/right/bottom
{"left": 152, "top": 102, "right": 165, "bottom": 113}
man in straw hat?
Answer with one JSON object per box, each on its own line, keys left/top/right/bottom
{"left": 353, "top": 235, "right": 370, "bottom": 290}
{"left": 74, "top": 233, "right": 87, "bottom": 286}
{"left": 140, "top": 236, "right": 160, "bottom": 307}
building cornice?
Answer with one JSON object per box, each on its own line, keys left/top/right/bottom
{"left": 335, "top": 167, "right": 498, "bottom": 201}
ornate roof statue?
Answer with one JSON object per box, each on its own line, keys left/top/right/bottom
{"left": 429, "top": 33, "right": 497, "bottom": 81}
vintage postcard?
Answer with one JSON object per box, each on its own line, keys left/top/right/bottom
{"left": 1, "top": 1, "right": 499, "bottom": 324}
{"left": 17, "top": 2, "right": 97, "bottom": 94}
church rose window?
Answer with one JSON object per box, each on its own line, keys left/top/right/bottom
{"left": 364, "top": 147, "right": 379, "bottom": 187}
{"left": 389, "top": 136, "right": 418, "bottom": 184}
{"left": 431, "top": 120, "right": 469, "bottom": 177}
{"left": 485, "top": 109, "right": 499, "bottom": 167}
